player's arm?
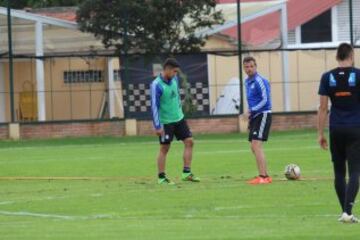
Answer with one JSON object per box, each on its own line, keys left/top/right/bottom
{"left": 317, "top": 96, "right": 329, "bottom": 150}
{"left": 317, "top": 73, "right": 329, "bottom": 150}
{"left": 251, "top": 78, "right": 268, "bottom": 112}
{"left": 174, "top": 74, "right": 181, "bottom": 94}
{"left": 150, "top": 82, "right": 163, "bottom": 136}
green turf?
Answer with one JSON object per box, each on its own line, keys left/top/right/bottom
{"left": 0, "top": 130, "right": 359, "bottom": 239}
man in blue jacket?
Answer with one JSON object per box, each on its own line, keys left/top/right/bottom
{"left": 243, "top": 56, "right": 272, "bottom": 184}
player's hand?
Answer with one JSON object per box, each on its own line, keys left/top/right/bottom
{"left": 318, "top": 135, "right": 328, "bottom": 150}
{"left": 242, "top": 110, "right": 250, "bottom": 119}
{"left": 155, "top": 128, "right": 164, "bottom": 137}
{"left": 247, "top": 110, "right": 252, "bottom": 120}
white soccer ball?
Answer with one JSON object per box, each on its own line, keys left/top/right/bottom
{"left": 284, "top": 164, "right": 301, "bottom": 180}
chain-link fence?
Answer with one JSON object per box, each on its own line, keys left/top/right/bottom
{"left": 0, "top": 0, "right": 358, "bottom": 123}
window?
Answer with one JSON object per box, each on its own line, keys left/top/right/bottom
{"left": 64, "top": 70, "right": 104, "bottom": 84}
{"left": 113, "top": 70, "right": 121, "bottom": 81}
{"left": 301, "top": 9, "right": 332, "bottom": 43}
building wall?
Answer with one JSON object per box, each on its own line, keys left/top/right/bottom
{"left": 2, "top": 57, "right": 123, "bottom": 122}
{"left": 337, "top": 0, "right": 360, "bottom": 43}
{"left": 138, "top": 113, "right": 317, "bottom": 137}
{"left": 0, "top": 124, "right": 8, "bottom": 139}
{"left": 137, "top": 117, "right": 240, "bottom": 136}
{"left": 207, "top": 48, "right": 360, "bottom": 114}
{"left": 271, "top": 113, "right": 318, "bottom": 131}
{"left": 20, "top": 120, "right": 125, "bottom": 139}
{"left": 2, "top": 48, "right": 359, "bottom": 123}
{"left": 203, "top": 35, "right": 236, "bottom": 51}
{"left": 0, "top": 112, "right": 319, "bottom": 140}
{"left": 44, "top": 57, "right": 106, "bottom": 121}
{"left": 288, "top": 0, "right": 360, "bottom": 45}
{"left": 288, "top": 30, "right": 297, "bottom": 45}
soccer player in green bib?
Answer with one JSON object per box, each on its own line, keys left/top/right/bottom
{"left": 150, "top": 58, "right": 200, "bottom": 185}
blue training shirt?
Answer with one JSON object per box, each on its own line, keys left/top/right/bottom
{"left": 245, "top": 73, "right": 272, "bottom": 118}
{"left": 318, "top": 67, "right": 360, "bottom": 128}
{"left": 150, "top": 74, "right": 181, "bottom": 130}
{"left": 150, "top": 78, "right": 163, "bottom": 130}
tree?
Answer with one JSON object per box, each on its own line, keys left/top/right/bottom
{"left": 76, "top": 0, "right": 224, "bottom": 55}
{"left": 0, "top": 0, "right": 29, "bottom": 9}
{"left": 0, "top": 0, "right": 83, "bottom": 9}
{"left": 77, "top": 0, "right": 224, "bottom": 116}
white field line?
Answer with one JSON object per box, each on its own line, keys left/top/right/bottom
{"left": 183, "top": 214, "right": 339, "bottom": 219}
{"left": 0, "top": 133, "right": 316, "bottom": 152}
{"left": 0, "top": 156, "right": 115, "bottom": 164}
{"left": 0, "top": 145, "right": 320, "bottom": 165}
{"left": 0, "top": 201, "right": 15, "bottom": 205}
{"left": 196, "top": 145, "right": 318, "bottom": 155}
{"left": 0, "top": 210, "right": 338, "bottom": 220}
{"left": 214, "top": 202, "right": 328, "bottom": 211}
{"left": 0, "top": 193, "right": 106, "bottom": 206}
{"left": 0, "top": 210, "right": 112, "bottom": 220}
{"left": 0, "top": 196, "right": 66, "bottom": 207}
{"left": 0, "top": 176, "right": 334, "bottom": 183}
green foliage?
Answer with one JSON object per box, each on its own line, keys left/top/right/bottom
{"left": 0, "top": 0, "right": 83, "bottom": 9}
{"left": 0, "top": 0, "right": 29, "bottom": 8}
{"left": 178, "top": 70, "right": 197, "bottom": 116}
{"left": 77, "top": 0, "right": 224, "bottom": 55}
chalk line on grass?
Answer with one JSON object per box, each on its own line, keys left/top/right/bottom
{"left": 0, "top": 201, "right": 15, "bottom": 205}
{"left": 0, "top": 210, "right": 113, "bottom": 220}
{"left": 214, "top": 202, "right": 328, "bottom": 211}
{"left": 0, "top": 210, "right": 338, "bottom": 221}
{"left": 0, "top": 144, "right": 321, "bottom": 165}
{"left": 0, "top": 133, "right": 316, "bottom": 152}
{"left": 0, "top": 175, "right": 333, "bottom": 182}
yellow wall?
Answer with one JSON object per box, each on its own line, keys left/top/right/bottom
{"left": 207, "top": 49, "right": 360, "bottom": 114}
{"left": 46, "top": 57, "right": 105, "bottom": 120}
{"left": 3, "top": 60, "right": 37, "bottom": 122}
{"left": 203, "top": 36, "right": 236, "bottom": 50}
{"left": 207, "top": 54, "right": 240, "bottom": 111}
{"left": 2, "top": 57, "right": 124, "bottom": 122}
{"left": 1, "top": 48, "right": 360, "bottom": 122}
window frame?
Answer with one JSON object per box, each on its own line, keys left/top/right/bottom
{"left": 290, "top": 6, "right": 339, "bottom": 48}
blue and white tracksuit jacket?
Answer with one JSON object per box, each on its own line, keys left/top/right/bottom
{"left": 245, "top": 73, "right": 272, "bottom": 119}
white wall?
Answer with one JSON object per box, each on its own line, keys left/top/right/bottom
{"left": 287, "top": 0, "right": 360, "bottom": 46}
{"left": 336, "top": 0, "right": 360, "bottom": 43}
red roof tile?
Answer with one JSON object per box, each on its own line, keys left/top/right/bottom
{"left": 31, "top": 1, "right": 342, "bottom": 46}
{"left": 218, "top": 0, "right": 342, "bottom": 45}
{"left": 39, "top": 12, "right": 77, "bottom": 22}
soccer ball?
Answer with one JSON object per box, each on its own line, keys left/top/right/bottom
{"left": 284, "top": 164, "right": 301, "bottom": 180}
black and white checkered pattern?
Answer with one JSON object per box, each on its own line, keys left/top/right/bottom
{"left": 123, "top": 82, "right": 210, "bottom": 117}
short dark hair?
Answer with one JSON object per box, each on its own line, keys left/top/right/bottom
{"left": 163, "top": 58, "right": 180, "bottom": 69}
{"left": 336, "top": 43, "right": 353, "bottom": 61}
{"left": 243, "top": 56, "right": 257, "bottom": 65}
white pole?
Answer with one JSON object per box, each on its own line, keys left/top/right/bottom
{"left": 0, "top": 63, "right": 6, "bottom": 122}
{"left": 107, "top": 57, "right": 115, "bottom": 118}
{"left": 0, "top": 25, "right": 5, "bottom": 122}
{"left": 280, "top": 4, "right": 291, "bottom": 111}
{"left": 35, "top": 21, "right": 46, "bottom": 121}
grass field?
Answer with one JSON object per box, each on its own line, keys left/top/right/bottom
{"left": 0, "top": 130, "right": 359, "bottom": 239}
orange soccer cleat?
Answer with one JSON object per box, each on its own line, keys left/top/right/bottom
{"left": 247, "top": 176, "right": 272, "bottom": 185}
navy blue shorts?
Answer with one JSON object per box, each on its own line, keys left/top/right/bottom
{"left": 159, "top": 119, "right": 192, "bottom": 145}
{"left": 330, "top": 127, "right": 360, "bottom": 171}
{"left": 248, "top": 113, "right": 272, "bottom": 142}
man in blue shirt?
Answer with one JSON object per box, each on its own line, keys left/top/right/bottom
{"left": 243, "top": 56, "right": 272, "bottom": 185}
{"left": 318, "top": 43, "right": 360, "bottom": 223}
